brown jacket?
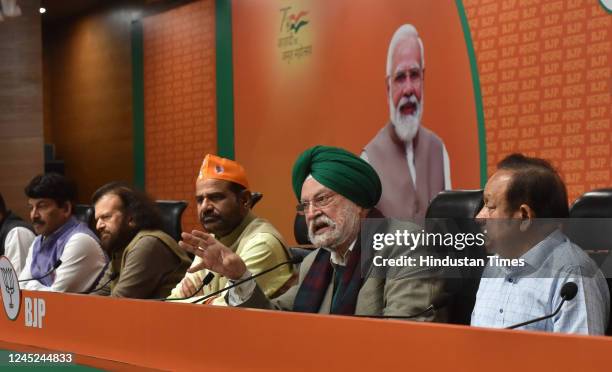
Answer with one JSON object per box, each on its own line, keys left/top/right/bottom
{"left": 93, "top": 230, "right": 190, "bottom": 299}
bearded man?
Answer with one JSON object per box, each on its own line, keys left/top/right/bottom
{"left": 91, "top": 183, "right": 191, "bottom": 298}
{"left": 362, "top": 24, "right": 451, "bottom": 220}
{"left": 179, "top": 146, "right": 445, "bottom": 318}
{"left": 167, "top": 154, "right": 293, "bottom": 305}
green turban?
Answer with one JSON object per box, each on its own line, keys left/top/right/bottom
{"left": 291, "top": 145, "right": 382, "bottom": 208}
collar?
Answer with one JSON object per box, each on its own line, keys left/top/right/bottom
{"left": 327, "top": 239, "right": 357, "bottom": 267}
{"left": 520, "top": 229, "right": 565, "bottom": 269}
{"left": 500, "top": 229, "right": 565, "bottom": 274}
{"left": 217, "top": 212, "right": 256, "bottom": 249}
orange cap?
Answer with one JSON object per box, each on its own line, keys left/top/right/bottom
{"left": 197, "top": 154, "right": 250, "bottom": 189}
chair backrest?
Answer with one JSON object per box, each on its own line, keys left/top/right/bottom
{"left": 567, "top": 189, "right": 612, "bottom": 335}
{"left": 293, "top": 213, "right": 310, "bottom": 245}
{"left": 250, "top": 192, "right": 263, "bottom": 208}
{"left": 425, "top": 189, "right": 484, "bottom": 219}
{"left": 567, "top": 189, "right": 612, "bottom": 259}
{"left": 73, "top": 204, "right": 95, "bottom": 231}
{"left": 569, "top": 189, "right": 612, "bottom": 218}
{"left": 156, "top": 200, "right": 188, "bottom": 242}
{"left": 425, "top": 190, "right": 484, "bottom": 325}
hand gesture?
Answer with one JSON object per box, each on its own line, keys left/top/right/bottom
{"left": 179, "top": 230, "right": 247, "bottom": 280}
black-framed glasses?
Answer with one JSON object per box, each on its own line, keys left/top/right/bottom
{"left": 296, "top": 193, "right": 336, "bottom": 215}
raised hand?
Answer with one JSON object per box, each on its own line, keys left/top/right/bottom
{"left": 179, "top": 230, "right": 247, "bottom": 280}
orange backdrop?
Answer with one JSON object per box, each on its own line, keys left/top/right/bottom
{"left": 143, "top": 0, "right": 217, "bottom": 234}
{"left": 463, "top": 0, "right": 611, "bottom": 200}
{"left": 232, "top": 0, "right": 481, "bottom": 242}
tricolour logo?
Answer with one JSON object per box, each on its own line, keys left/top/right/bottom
{"left": 288, "top": 11, "right": 309, "bottom": 34}
{"left": 0, "top": 256, "right": 21, "bottom": 321}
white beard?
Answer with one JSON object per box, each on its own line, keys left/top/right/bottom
{"left": 307, "top": 203, "right": 361, "bottom": 250}
{"left": 389, "top": 94, "right": 423, "bottom": 143}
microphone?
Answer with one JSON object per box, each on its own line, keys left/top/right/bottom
{"left": 506, "top": 281, "right": 578, "bottom": 330}
{"left": 355, "top": 293, "right": 451, "bottom": 319}
{"left": 18, "top": 260, "right": 62, "bottom": 283}
{"left": 161, "top": 272, "right": 215, "bottom": 302}
{"left": 191, "top": 256, "right": 303, "bottom": 304}
{"left": 80, "top": 272, "right": 120, "bottom": 294}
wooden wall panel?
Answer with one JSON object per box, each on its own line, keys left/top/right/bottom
{"left": 0, "top": 0, "right": 44, "bottom": 220}
{"left": 43, "top": 4, "right": 135, "bottom": 203}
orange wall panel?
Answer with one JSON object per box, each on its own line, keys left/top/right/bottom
{"left": 143, "top": 0, "right": 217, "bottom": 234}
{"left": 463, "top": 0, "right": 611, "bottom": 200}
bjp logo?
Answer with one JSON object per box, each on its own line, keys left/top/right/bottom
{"left": 0, "top": 256, "right": 20, "bottom": 321}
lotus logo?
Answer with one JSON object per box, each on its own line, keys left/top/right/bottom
{"left": 0, "top": 256, "right": 20, "bottom": 321}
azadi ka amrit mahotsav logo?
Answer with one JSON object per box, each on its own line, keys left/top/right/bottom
{"left": 288, "top": 11, "right": 309, "bottom": 33}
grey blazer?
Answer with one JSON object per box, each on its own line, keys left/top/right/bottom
{"left": 237, "top": 220, "right": 447, "bottom": 321}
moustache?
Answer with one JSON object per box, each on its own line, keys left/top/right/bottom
{"left": 32, "top": 219, "right": 44, "bottom": 226}
{"left": 397, "top": 95, "right": 419, "bottom": 113}
{"left": 308, "top": 215, "right": 336, "bottom": 234}
{"left": 200, "top": 211, "right": 222, "bottom": 222}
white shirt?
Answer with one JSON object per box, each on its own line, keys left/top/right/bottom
{"left": 19, "top": 233, "right": 107, "bottom": 293}
{"left": 4, "top": 227, "right": 35, "bottom": 276}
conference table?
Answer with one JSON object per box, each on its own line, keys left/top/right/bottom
{"left": 1, "top": 290, "right": 611, "bottom": 371}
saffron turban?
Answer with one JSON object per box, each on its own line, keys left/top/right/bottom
{"left": 198, "top": 154, "right": 249, "bottom": 189}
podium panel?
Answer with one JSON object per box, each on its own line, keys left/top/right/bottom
{"left": 0, "top": 291, "right": 610, "bottom": 371}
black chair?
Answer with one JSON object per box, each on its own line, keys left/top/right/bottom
{"left": 250, "top": 192, "right": 263, "bottom": 208}
{"left": 425, "top": 189, "right": 485, "bottom": 325}
{"left": 73, "top": 204, "right": 95, "bottom": 231}
{"left": 567, "top": 189, "right": 612, "bottom": 335}
{"left": 156, "top": 200, "right": 188, "bottom": 242}
{"left": 288, "top": 213, "right": 315, "bottom": 267}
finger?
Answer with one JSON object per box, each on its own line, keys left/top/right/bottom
{"left": 187, "top": 260, "right": 210, "bottom": 273}
{"left": 181, "top": 232, "right": 205, "bottom": 247}
{"left": 181, "top": 279, "right": 192, "bottom": 295}
{"left": 182, "top": 278, "right": 196, "bottom": 294}
{"left": 191, "top": 230, "right": 215, "bottom": 244}
{"left": 179, "top": 241, "right": 204, "bottom": 258}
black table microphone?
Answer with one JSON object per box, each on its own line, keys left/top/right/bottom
{"left": 18, "top": 260, "right": 62, "bottom": 283}
{"left": 80, "top": 272, "right": 120, "bottom": 294}
{"left": 162, "top": 272, "right": 215, "bottom": 301}
{"left": 191, "top": 256, "right": 303, "bottom": 304}
{"left": 506, "top": 281, "right": 578, "bottom": 330}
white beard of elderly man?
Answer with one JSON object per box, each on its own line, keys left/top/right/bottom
{"left": 179, "top": 145, "right": 446, "bottom": 318}
{"left": 362, "top": 23, "right": 451, "bottom": 221}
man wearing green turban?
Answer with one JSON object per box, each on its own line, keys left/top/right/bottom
{"left": 291, "top": 145, "right": 382, "bottom": 210}
{"left": 179, "top": 145, "right": 445, "bottom": 318}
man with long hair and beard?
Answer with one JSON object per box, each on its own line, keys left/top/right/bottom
{"left": 91, "top": 183, "right": 191, "bottom": 298}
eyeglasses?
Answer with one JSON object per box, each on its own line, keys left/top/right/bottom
{"left": 296, "top": 193, "right": 336, "bottom": 215}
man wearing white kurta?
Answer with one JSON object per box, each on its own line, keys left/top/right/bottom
{"left": 18, "top": 174, "right": 106, "bottom": 292}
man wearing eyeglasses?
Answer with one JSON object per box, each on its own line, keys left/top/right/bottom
{"left": 180, "top": 146, "right": 445, "bottom": 318}
{"left": 362, "top": 24, "right": 451, "bottom": 220}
